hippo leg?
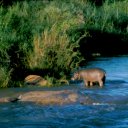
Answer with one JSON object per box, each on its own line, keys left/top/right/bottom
{"left": 90, "top": 82, "right": 93, "bottom": 86}
{"left": 99, "top": 80, "right": 103, "bottom": 87}
{"left": 84, "top": 80, "right": 88, "bottom": 87}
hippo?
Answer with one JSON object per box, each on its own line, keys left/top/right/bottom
{"left": 71, "top": 68, "right": 106, "bottom": 87}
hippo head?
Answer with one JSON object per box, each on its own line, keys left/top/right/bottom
{"left": 71, "top": 72, "right": 80, "bottom": 81}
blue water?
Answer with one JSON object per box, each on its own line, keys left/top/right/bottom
{"left": 0, "top": 55, "right": 128, "bottom": 128}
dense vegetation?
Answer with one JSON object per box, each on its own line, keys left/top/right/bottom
{"left": 0, "top": 0, "right": 128, "bottom": 87}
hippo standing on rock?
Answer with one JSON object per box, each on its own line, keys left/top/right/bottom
{"left": 71, "top": 68, "right": 106, "bottom": 87}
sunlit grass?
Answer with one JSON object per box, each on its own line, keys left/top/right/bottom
{"left": 27, "top": 24, "right": 83, "bottom": 80}
{"left": 0, "top": 67, "right": 11, "bottom": 88}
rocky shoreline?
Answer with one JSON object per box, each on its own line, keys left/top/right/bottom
{"left": 0, "top": 89, "right": 94, "bottom": 105}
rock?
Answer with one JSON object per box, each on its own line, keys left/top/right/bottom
{"left": 0, "top": 98, "right": 8, "bottom": 103}
{"left": 0, "top": 95, "right": 22, "bottom": 103}
{"left": 24, "top": 75, "right": 52, "bottom": 86}
{"left": 0, "top": 90, "right": 96, "bottom": 105}
{"left": 7, "top": 95, "right": 22, "bottom": 103}
{"left": 20, "top": 90, "right": 79, "bottom": 105}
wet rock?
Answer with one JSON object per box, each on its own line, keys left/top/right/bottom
{"left": 20, "top": 90, "right": 79, "bottom": 105}
{"left": 24, "top": 75, "right": 52, "bottom": 86}
{"left": 7, "top": 95, "right": 22, "bottom": 103}
{"left": 0, "top": 95, "right": 22, "bottom": 103}
{"left": 0, "top": 98, "right": 8, "bottom": 103}
{"left": 0, "top": 90, "right": 96, "bottom": 105}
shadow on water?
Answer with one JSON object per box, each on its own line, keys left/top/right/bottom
{"left": 0, "top": 56, "right": 128, "bottom": 127}
{"left": 79, "top": 29, "right": 128, "bottom": 60}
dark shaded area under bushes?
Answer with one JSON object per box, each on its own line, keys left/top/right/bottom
{"left": 79, "top": 29, "right": 128, "bottom": 60}
{"left": 0, "top": 0, "right": 51, "bottom": 6}
{"left": 1, "top": 0, "right": 125, "bottom": 7}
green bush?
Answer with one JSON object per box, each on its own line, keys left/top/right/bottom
{"left": 0, "top": 67, "right": 11, "bottom": 88}
{"left": 27, "top": 25, "right": 84, "bottom": 79}
{"left": 83, "top": 0, "right": 128, "bottom": 33}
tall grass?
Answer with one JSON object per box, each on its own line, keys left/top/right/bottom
{"left": 0, "top": 67, "right": 11, "bottom": 88}
{"left": 0, "top": 0, "right": 128, "bottom": 87}
{"left": 25, "top": 0, "right": 87, "bottom": 82}
{"left": 27, "top": 24, "right": 84, "bottom": 79}
{"left": 83, "top": 0, "right": 128, "bottom": 33}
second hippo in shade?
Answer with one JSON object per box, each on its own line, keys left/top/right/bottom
{"left": 71, "top": 68, "right": 106, "bottom": 87}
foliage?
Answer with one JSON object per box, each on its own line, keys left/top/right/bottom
{"left": 0, "top": 0, "right": 128, "bottom": 87}
{"left": 82, "top": 0, "right": 128, "bottom": 33}
{"left": 27, "top": 25, "right": 84, "bottom": 79}
{"left": 0, "top": 67, "right": 11, "bottom": 88}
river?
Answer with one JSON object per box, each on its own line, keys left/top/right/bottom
{"left": 0, "top": 55, "right": 128, "bottom": 128}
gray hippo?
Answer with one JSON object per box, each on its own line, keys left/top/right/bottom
{"left": 71, "top": 68, "right": 106, "bottom": 87}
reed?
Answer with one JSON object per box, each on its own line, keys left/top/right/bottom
{"left": 0, "top": 67, "right": 11, "bottom": 88}
{"left": 27, "top": 24, "right": 84, "bottom": 80}
{"left": 83, "top": 0, "right": 128, "bottom": 33}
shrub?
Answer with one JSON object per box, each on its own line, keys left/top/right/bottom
{"left": 0, "top": 67, "right": 11, "bottom": 88}
{"left": 27, "top": 24, "right": 84, "bottom": 80}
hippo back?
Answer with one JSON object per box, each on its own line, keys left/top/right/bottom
{"left": 78, "top": 68, "right": 106, "bottom": 82}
